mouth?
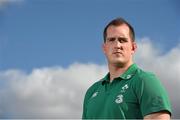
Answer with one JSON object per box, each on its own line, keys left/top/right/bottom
{"left": 113, "top": 52, "right": 123, "bottom": 55}
{"left": 112, "top": 52, "right": 123, "bottom": 57}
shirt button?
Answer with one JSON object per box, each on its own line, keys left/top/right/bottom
{"left": 126, "top": 75, "right": 132, "bottom": 79}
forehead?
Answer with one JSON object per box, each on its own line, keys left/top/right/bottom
{"left": 106, "top": 24, "right": 130, "bottom": 38}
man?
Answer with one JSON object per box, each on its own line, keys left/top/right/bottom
{"left": 82, "top": 17, "right": 172, "bottom": 119}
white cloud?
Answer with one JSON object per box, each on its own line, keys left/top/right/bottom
{"left": 0, "top": 38, "right": 179, "bottom": 118}
{"left": 0, "top": 63, "right": 107, "bottom": 118}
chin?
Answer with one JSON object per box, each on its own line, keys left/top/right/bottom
{"left": 114, "top": 59, "right": 125, "bottom": 63}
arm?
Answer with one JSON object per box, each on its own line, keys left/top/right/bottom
{"left": 144, "top": 111, "right": 170, "bottom": 120}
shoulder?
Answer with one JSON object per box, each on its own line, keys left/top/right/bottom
{"left": 84, "top": 79, "right": 102, "bottom": 100}
{"left": 131, "top": 67, "right": 166, "bottom": 98}
{"left": 137, "top": 67, "right": 156, "bottom": 79}
{"left": 133, "top": 67, "right": 160, "bottom": 85}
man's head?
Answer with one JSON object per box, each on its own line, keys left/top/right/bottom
{"left": 102, "top": 17, "right": 137, "bottom": 67}
{"left": 103, "top": 17, "right": 135, "bottom": 43}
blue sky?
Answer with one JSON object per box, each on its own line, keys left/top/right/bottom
{"left": 0, "top": 0, "right": 180, "bottom": 118}
{"left": 0, "top": 0, "right": 179, "bottom": 71}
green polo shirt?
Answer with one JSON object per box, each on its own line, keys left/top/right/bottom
{"left": 82, "top": 63, "right": 171, "bottom": 119}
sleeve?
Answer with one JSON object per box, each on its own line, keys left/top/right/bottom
{"left": 133, "top": 72, "right": 172, "bottom": 117}
{"left": 82, "top": 81, "right": 100, "bottom": 119}
{"left": 82, "top": 90, "right": 89, "bottom": 119}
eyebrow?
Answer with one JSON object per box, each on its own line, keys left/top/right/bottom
{"left": 107, "top": 37, "right": 128, "bottom": 39}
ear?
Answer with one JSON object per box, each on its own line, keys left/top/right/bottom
{"left": 131, "top": 42, "right": 137, "bottom": 54}
{"left": 102, "top": 43, "right": 106, "bottom": 54}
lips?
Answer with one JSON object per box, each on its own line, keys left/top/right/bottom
{"left": 113, "top": 51, "right": 123, "bottom": 54}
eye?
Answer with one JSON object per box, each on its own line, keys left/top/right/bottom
{"left": 118, "top": 37, "right": 128, "bottom": 43}
{"left": 107, "top": 37, "right": 116, "bottom": 42}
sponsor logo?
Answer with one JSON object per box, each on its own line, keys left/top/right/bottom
{"left": 115, "top": 94, "right": 123, "bottom": 104}
{"left": 91, "top": 92, "right": 98, "bottom": 98}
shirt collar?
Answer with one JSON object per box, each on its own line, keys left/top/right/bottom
{"left": 102, "top": 63, "right": 138, "bottom": 85}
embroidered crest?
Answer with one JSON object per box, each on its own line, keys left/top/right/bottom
{"left": 121, "top": 84, "right": 129, "bottom": 93}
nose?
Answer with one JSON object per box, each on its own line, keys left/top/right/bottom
{"left": 114, "top": 39, "right": 122, "bottom": 48}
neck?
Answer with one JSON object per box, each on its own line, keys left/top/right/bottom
{"left": 108, "top": 61, "right": 133, "bottom": 82}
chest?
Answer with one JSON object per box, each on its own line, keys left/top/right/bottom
{"left": 86, "top": 80, "right": 142, "bottom": 118}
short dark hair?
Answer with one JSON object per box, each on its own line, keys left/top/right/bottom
{"left": 103, "top": 17, "right": 135, "bottom": 43}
